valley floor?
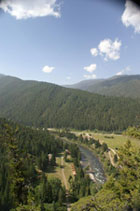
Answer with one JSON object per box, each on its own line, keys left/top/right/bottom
{"left": 47, "top": 152, "right": 73, "bottom": 189}
{"left": 69, "top": 129, "right": 140, "bottom": 149}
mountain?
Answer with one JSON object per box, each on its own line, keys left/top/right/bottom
{"left": 0, "top": 74, "right": 140, "bottom": 131}
{"left": 0, "top": 73, "right": 5, "bottom": 79}
{"left": 65, "top": 75, "right": 140, "bottom": 98}
{"left": 65, "top": 79, "right": 104, "bottom": 90}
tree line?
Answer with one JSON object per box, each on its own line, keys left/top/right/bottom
{"left": 0, "top": 76, "right": 140, "bottom": 131}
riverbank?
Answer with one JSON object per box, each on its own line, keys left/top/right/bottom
{"left": 79, "top": 145, "right": 106, "bottom": 184}
{"left": 50, "top": 129, "right": 117, "bottom": 179}
{"left": 49, "top": 131, "right": 107, "bottom": 184}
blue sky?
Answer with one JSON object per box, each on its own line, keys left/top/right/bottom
{"left": 0, "top": 0, "right": 140, "bottom": 85}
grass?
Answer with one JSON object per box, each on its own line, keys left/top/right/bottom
{"left": 47, "top": 152, "right": 73, "bottom": 188}
{"left": 47, "top": 154, "right": 63, "bottom": 182}
{"left": 70, "top": 129, "right": 140, "bottom": 150}
{"left": 64, "top": 156, "right": 73, "bottom": 188}
{"left": 91, "top": 133, "right": 140, "bottom": 149}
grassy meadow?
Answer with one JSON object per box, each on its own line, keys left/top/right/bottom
{"left": 47, "top": 152, "right": 73, "bottom": 188}
{"left": 71, "top": 129, "right": 140, "bottom": 150}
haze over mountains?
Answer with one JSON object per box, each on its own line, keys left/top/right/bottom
{"left": 0, "top": 74, "right": 140, "bottom": 131}
{"left": 65, "top": 75, "right": 140, "bottom": 98}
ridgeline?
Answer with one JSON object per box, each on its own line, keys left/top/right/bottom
{"left": 0, "top": 75, "right": 140, "bottom": 131}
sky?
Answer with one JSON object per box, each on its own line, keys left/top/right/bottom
{"left": 0, "top": 0, "right": 140, "bottom": 85}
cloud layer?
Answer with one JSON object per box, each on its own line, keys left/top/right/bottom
{"left": 121, "top": 0, "right": 140, "bottom": 33}
{"left": 84, "top": 64, "right": 97, "bottom": 73}
{"left": 42, "top": 65, "right": 55, "bottom": 73}
{"left": 0, "top": 0, "right": 60, "bottom": 19}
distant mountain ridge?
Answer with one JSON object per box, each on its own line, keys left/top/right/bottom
{"left": 0, "top": 74, "right": 140, "bottom": 131}
{"left": 0, "top": 73, "right": 5, "bottom": 78}
{"left": 65, "top": 79, "right": 104, "bottom": 90}
{"left": 65, "top": 75, "right": 140, "bottom": 98}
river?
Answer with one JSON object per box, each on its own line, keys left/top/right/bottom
{"left": 79, "top": 145, "right": 106, "bottom": 184}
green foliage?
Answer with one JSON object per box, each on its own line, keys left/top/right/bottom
{"left": 0, "top": 75, "right": 140, "bottom": 131}
{"left": 0, "top": 118, "right": 66, "bottom": 210}
{"left": 114, "top": 154, "right": 118, "bottom": 163}
{"left": 101, "top": 143, "right": 108, "bottom": 152}
{"left": 72, "top": 140, "right": 140, "bottom": 210}
{"left": 34, "top": 176, "right": 66, "bottom": 205}
{"left": 59, "top": 130, "right": 77, "bottom": 140}
{"left": 125, "top": 126, "right": 140, "bottom": 139}
{"left": 67, "top": 144, "right": 93, "bottom": 202}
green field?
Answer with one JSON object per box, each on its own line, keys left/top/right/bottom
{"left": 47, "top": 154, "right": 62, "bottom": 182}
{"left": 92, "top": 133, "right": 140, "bottom": 149}
{"left": 71, "top": 129, "right": 140, "bottom": 150}
{"left": 64, "top": 155, "right": 73, "bottom": 184}
{"left": 47, "top": 152, "right": 73, "bottom": 188}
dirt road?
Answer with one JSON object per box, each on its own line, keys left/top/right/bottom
{"left": 61, "top": 156, "right": 71, "bottom": 211}
{"left": 61, "top": 156, "right": 68, "bottom": 190}
{"left": 108, "top": 148, "right": 117, "bottom": 167}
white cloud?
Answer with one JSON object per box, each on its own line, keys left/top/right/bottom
{"left": 84, "top": 64, "right": 97, "bottom": 73}
{"left": 42, "top": 65, "right": 55, "bottom": 73}
{"left": 66, "top": 76, "right": 71, "bottom": 80}
{"left": 0, "top": 0, "right": 61, "bottom": 19}
{"left": 84, "top": 74, "right": 97, "bottom": 79}
{"left": 98, "top": 39, "right": 122, "bottom": 61}
{"left": 116, "top": 66, "right": 131, "bottom": 76}
{"left": 116, "top": 71, "right": 123, "bottom": 76}
{"left": 90, "top": 48, "right": 98, "bottom": 56}
{"left": 121, "top": 0, "right": 140, "bottom": 33}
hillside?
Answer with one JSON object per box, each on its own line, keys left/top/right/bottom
{"left": 66, "top": 75, "right": 140, "bottom": 98}
{"left": 0, "top": 117, "right": 68, "bottom": 210}
{"left": 0, "top": 118, "right": 97, "bottom": 210}
{"left": 71, "top": 140, "right": 140, "bottom": 211}
{"left": 0, "top": 75, "right": 140, "bottom": 131}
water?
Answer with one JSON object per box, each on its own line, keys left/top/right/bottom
{"left": 79, "top": 146, "right": 106, "bottom": 184}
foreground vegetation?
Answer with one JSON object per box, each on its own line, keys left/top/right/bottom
{"left": 1, "top": 116, "right": 140, "bottom": 211}
{"left": 56, "top": 129, "right": 140, "bottom": 210}
{"left": 124, "top": 126, "right": 140, "bottom": 139}
{"left": 0, "top": 118, "right": 97, "bottom": 210}
{"left": 0, "top": 118, "right": 68, "bottom": 210}
{"left": 71, "top": 140, "right": 140, "bottom": 210}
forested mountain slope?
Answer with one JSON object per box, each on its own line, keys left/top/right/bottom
{"left": 66, "top": 75, "right": 140, "bottom": 98}
{"left": 0, "top": 75, "right": 140, "bottom": 131}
